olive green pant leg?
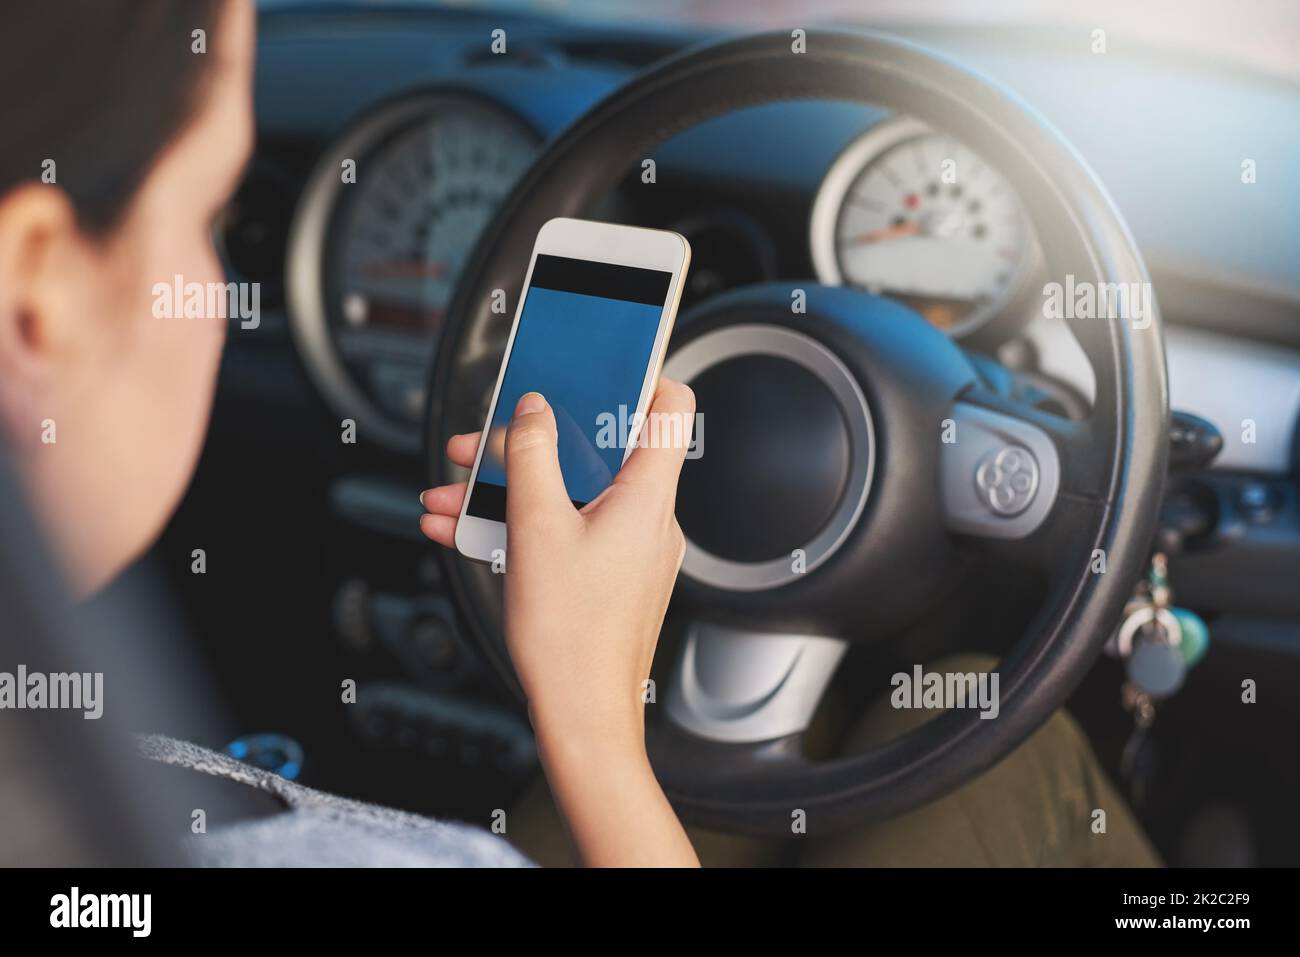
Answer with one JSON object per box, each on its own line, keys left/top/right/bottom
{"left": 799, "top": 653, "right": 1162, "bottom": 867}
{"left": 508, "top": 652, "right": 1160, "bottom": 867}
{"left": 506, "top": 765, "right": 785, "bottom": 867}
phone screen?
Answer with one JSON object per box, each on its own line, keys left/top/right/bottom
{"left": 465, "top": 253, "right": 673, "bottom": 521}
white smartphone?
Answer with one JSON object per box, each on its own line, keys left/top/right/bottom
{"left": 454, "top": 217, "right": 691, "bottom": 563}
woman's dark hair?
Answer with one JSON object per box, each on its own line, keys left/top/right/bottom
{"left": 0, "top": 0, "right": 228, "bottom": 235}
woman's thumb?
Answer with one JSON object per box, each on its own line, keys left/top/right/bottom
{"left": 504, "top": 392, "right": 576, "bottom": 529}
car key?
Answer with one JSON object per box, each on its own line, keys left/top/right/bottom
{"left": 1115, "top": 552, "right": 1207, "bottom": 792}
{"left": 1122, "top": 554, "right": 1186, "bottom": 699}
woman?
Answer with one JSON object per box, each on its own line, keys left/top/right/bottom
{"left": 0, "top": 0, "right": 696, "bottom": 867}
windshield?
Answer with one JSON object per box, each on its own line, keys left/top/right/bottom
{"left": 258, "top": 0, "right": 1299, "bottom": 82}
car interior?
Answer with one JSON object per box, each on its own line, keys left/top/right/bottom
{"left": 59, "top": 0, "right": 1300, "bottom": 866}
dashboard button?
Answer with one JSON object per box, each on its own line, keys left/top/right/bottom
{"left": 1238, "top": 481, "right": 1279, "bottom": 524}
{"left": 975, "top": 444, "right": 1040, "bottom": 517}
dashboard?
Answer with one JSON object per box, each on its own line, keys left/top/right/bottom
{"left": 214, "top": 4, "right": 1300, "bottom": 599}
{"left": 274, "top": 90, "right": 1053, "bottom": 453}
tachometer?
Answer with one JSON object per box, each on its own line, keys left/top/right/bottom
{"left": 810, "top": 116, "right": 1034, "bottom": 337}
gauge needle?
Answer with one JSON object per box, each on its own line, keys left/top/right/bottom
{"left": 841, "top": 220, "right": 923, "bottom": 246}
{"left": 364, "top": 261, "right": 450, "bottom": 279}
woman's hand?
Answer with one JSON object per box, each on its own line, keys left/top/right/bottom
{"left": 420, "top": 378, "right": 699, "bottom": 867}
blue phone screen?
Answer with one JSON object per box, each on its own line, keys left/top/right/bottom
{"left": 466, "top": 254, "right": 672, "bottom": 519}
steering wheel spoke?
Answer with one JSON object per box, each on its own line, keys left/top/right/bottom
{"left": 940, "top": 391, "right": 1106, "bottom": 573}
{"left": 663, "top": 622, "right": 846, "bottom": 744}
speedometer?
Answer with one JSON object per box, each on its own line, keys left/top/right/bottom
{"left": 810, "top": 116, "right": 1034, "bottom": 337}
{"left": 287, "top": 92, "right": 539, "bottom": 452}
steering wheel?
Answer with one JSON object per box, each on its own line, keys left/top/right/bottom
{"left": 427, "top": 30, "right": 1168, "bottom": 836}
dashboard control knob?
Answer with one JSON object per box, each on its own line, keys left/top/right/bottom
{"left": 1168, "top": 410, "right": 1223, "bottom": 472}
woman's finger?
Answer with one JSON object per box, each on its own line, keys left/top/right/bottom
{"left": 419, "top": 482, "right": 467, "bottom": 517}
{"left": 446, "top": 431, "right": 481, "bottom": 469}
{"left": 504, "top": 392, "right": 579, "bottom": 532}
{"left": 418, "top": 511, "right": 458, "bottom": 548}
{"left": 614, "top": 377, "right": 697, "bottom": 503}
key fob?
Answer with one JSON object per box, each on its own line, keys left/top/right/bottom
{"left": 1172, "top": 607, "right": 1210, "bottom": 668}
{"left": 1126, "top": 638, "right": 1186, "bottom": 699}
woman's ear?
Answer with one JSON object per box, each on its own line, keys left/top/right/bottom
{"left": 0, "top": 184, "right": 90, "bottom": 445}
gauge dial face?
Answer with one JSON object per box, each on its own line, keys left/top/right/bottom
{"left": 813, "top": 123, "right": 1032, "bottom": 335}
{"left": 323, "top": 106, "right": 536, "bottom": 423}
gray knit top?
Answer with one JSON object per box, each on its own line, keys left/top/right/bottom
{"left": 136, "top": 734, "right": 534, "bottom": 867}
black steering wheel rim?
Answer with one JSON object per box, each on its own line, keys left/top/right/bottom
{"left": 427, "top": 29, "right": 1168, "bottom": 836}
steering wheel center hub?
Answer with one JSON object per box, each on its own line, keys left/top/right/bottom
{"left": 666, "top": 322, "right": 875, "bottom": 590}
